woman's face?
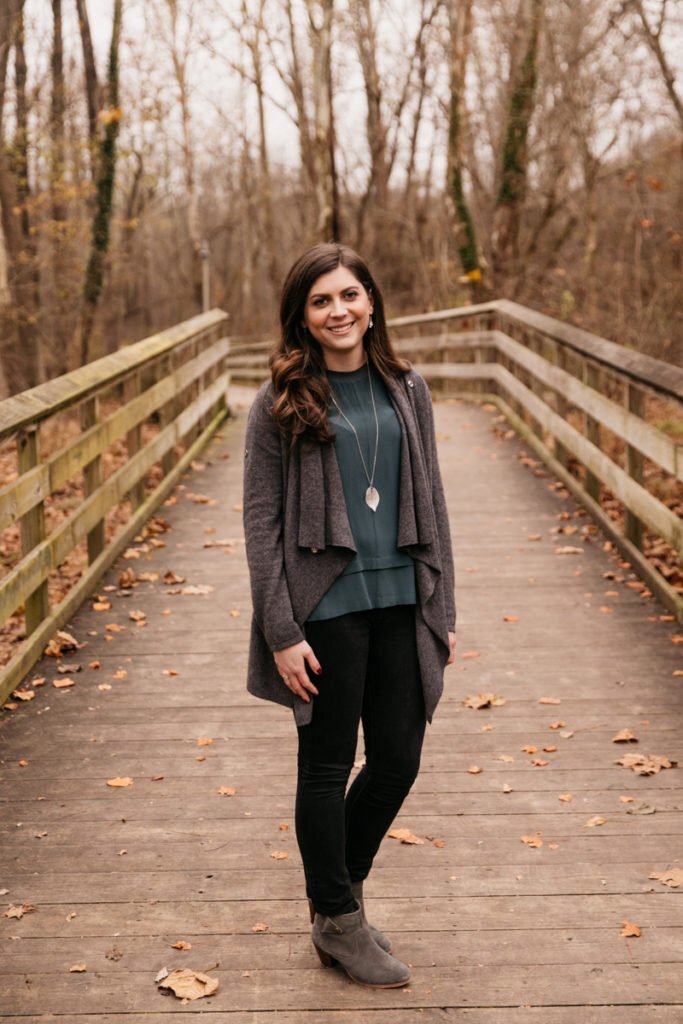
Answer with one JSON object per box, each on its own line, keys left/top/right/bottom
{"left": 302, "top": 265, "right": 373, "bottom": 371}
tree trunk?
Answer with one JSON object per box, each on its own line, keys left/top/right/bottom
{"left": 446, "top": 0, "right": 485, "bottom": 300}
{"left": 307, "top": 0, "right": 340, "bottom": 241}
{"left": 79, "top": 0, "right": 123, "bottom": 365}
{"left": 74, "top": 0, "right": 100, "bottom": 162}
{"left": 491, "top": 0, "right": 543, "bottom": 286}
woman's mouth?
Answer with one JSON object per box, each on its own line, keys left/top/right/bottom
{"left": 327, "top": 322, "right": 355, "bottom": 335}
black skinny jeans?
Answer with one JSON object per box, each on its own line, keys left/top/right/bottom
{"left": 296, "top": 604, "right": 426, "bottom": 917}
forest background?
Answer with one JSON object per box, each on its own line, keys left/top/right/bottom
{"left": 0, "top": 0, "right": 681, "bottom": 398}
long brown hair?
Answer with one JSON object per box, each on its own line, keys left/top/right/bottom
{"left": 270, "top": 243, "right": 410, "bottom": 446}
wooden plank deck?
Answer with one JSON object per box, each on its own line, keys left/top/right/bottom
{"left": 1, "top": 385, "right": 682, "bottom": 1021}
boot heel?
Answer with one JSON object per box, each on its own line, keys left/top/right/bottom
{"left": 313, "top": 942, "right": 335, "bottom": 968}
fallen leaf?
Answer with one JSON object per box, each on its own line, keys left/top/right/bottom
{"left": 45, "top": 630, "right": 81, "bottom": 656}
{"left": 558, "top": 794, "right": 573, "bottom": 802}
{"left": 171, "top": 940, "right": 192, "bottom": 950}
{"left": 163, "top": 571, "right": 186, "bottom": 585}
{"left": 66, "top": 911, "right": 77, "bottom": 921}
{"left": 106, "top": 777, "right": 133, "bottom": 788}
{"left": 543, "top": 745, "right": 557, "bottom": 753}
{"left": 555, "top": 545, "right": 584, "bottom": 554}
{"left": 627, "top": 802, "right": 656, "bottom": 815}
{"left": 113, "top": 669, "right": 128, "bottom": 680}
{"left": 251, "top": 922, "right": 270, "bottom": 932}
{"left": 548, "top": 843, "right": 560, "bottom": 850}
{"left": 12, "top": 689, "right": 35, "bottom": 701}
{"left": 584, "top": 816, "right": 608, "bottom": 827}
{"left": 502, "top": 615, "right": 519, "bottom": 622}
{"left": 157, "top": 968, "right": 218, "bottom": 1001}
{"left": 89, "top": 660, "right": 101, "bottom": 669}
{"left": 180, "top": 584, "right": 214, "bottom": 596}
{"left": 93, "top": 601, "right": 111, "bottom": 611}
{"left": 549, "top": 721, "right": 566, "bottom": 730}
{"left": 105, "top": 623, "right": 126, "bottom": 633}
{"left": 612, "top": 729, "right": 638, "bottom": 743}
{"left": 463, "top": 693, "right": 506, "bottom": 709}
{"left": 521, "top": 745, "right": 537, "bottom": 754}
{"left": 118, "top": 569, "right": 137, "bottom": 588}
{"left": 619, "top": 796, "right": 635, "bottom": 803}
{"left": 98, "top": 683, "right": 112, "bottom": 691}
{"left": 461, "top": 650, "right": 481, "bottom": 659}
{"left": 521, "top": 835, "right": 543, "bottom": 848}
{"left": 196, "top": 755, "right": 206, "bottom": 762}
{"left": 538, "top": 697, "right": 561, "bottom": 705}
{"left": 152, "top": 775, "right": 164, "bottom": 782}
{"left": 615, "top": 754, "right": 676, "bottom": 775}
{"left": 620, "top": 920, "right": 641, "bottom": 937}
{"left": 482, "top": 724, "right": 494, "bottom": 731}
{"left": 388, "top": 828, "right": 425, "bottom": 845}
{"left": 467, "top": 765, "right": 482, "bottom": 774}
{"left": 197, "top": 737, "right": 213, "bottom": 747}
{"left": 129, "top": 610, "right": 147, "bottom": 623}
{"left": 278, "top": 823, "right": 289, "bottom": 831}
{"left": 559, "top": 730, "right": 574, "bottom": 739}
{"left": 502, "top": 783, "right": 513, "bottom": 793}
{"left": 57, "top": 662, "right": 81, "bottom": 673}
{"left": 52, "top": 678, "right": 75, "bottom": 689}
{"left": 137, "top": 571, "right": 159, "bottom": 582}
{"left": 163, "top": 669, "right": 179, "bottom": 676}
{"left": 496, "top": 754, "right": 514, "bottom": 763}
{"left": 649, "top": 868, "right": 683, "bottom": 888}
{"left": 229, "top": 609, "right": 241, "bottom": 618}
{"left": 18, "top": 759, "right": 28, "bottom": 767}
{"left": 70, "top": 963, "right": 87, "bottom": 972}
{"left": 271, "top": 850, "right": 289, "bottom": 859}
{"left": 531, "top": 758, "right": 549, "bottom": 767}
{"left": 3, "top": 903, "right": 35, "bottom": 919}
{"left": 218, "top": 786, "right": 236, "bottom": 796}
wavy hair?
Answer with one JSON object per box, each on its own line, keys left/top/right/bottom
{"left": 270, "top": 243, "right": 410, "bottom": 446}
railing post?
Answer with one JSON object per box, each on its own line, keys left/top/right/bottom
{"left": 80, "top": 397, "right": 105, "bottom": 562}
{"left": 548, "top": 339, "right": 569, "bottom": 469}
{"left": 124, "top": 370, "right": 145, "bottom": 509}
{"left": 17, "top": 426, "right": 49, "bottom": 635}
{"left": 625, "top": 382, "right": 645, "bottom": 551}
{"left": 583, "top": 359, "right": 601, "bottom": 502}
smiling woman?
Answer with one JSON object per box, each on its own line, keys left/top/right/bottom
{"left": 242, "top": 242, "right": 456, "bottom": 990}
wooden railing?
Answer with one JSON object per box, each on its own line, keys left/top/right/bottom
{"left": 0, "top": 309, "right": 230, "bottom": 703}
{"left": 227, "top": 299, "right": 683, "bottom": 621}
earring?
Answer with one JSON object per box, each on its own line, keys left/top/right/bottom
{"left": 368, "top": 314, "right": 374, "bottom": 329}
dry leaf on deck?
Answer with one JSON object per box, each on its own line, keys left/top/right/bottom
{"left": 559, "top": 794, "right": 573, "bottom": 802}
{"left": 3, "top": 903, "right": 35, "bottom": 919}
{"left": 217, "top": 787, "right": 236, "bottom": 796}
{"left": 197, "top": 737, "right": 213, "bottom": 747}
{"left": 620, "top": 920, "right": 641, "bottom": 937}
{"left": 467, "top": 765, "right": 482, "bottom": 774}
{"left": 531, "top": 758, "right": 549, "bottom": 767}
{"left": 584, "top": 816, "right": 607, "bottom": 827}
{"left": 521, "top": 745, "right": 537, "bottom": 754}
{"left": 649, "top": 868, "right": 683, "bottom": 888}
{"left": 12, "top": 690, "right": 35, "bottom": 701}
{"left": 615, "top": 754, "right": 676, "bottom": 775}
{"left": 180, "top": 584, "right": 214, "bottom": 596}
{"left": 45, "top": 630, "right": 81, "bottom": 656}
{"left": 463, "top": 693, "right": 506, "bottom": 709}
{"left": 549, "top": 721, "right": 566, "bottom": 730}
{"left": 271, "top": 850, "right": 289, "bottom": 859}
{"left": 251, "top": 922, "right": 270, "bottom": 932}
{"left": 520, "top": 836, "right": 543, "bottom": 848}
{"left": 388, "top": 828, "right": 425, "bottom": 845}
{"left": 171, "top": 940, "right": 192, "bottom": 950}
{"left": 163, "top": 571, "right": 186, "bottom": 585}
{"left": 106, "top": 777, "right": 133, "bottom": 788}
{"left": 157, "top": 968, "right": 218, "bottom": 1001}
{"left": 52, "top": 678, "right": 75, "bottom": 689}
{"left": 612, "top": 729, "right": 638, "bottom": 743}
{"left": 129, "top": 610, "right": 147, "bottom": 623}
{"left": 69, "top": 963, "right": 87, "bottom": 972}
{"left": 538, "top": 697, "right": 561, "bottom": 705}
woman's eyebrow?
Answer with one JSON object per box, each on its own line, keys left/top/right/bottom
{"left": 309, "top": 286, "right": 358, "bottom": 300}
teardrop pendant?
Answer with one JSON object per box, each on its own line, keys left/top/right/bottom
{"left": 365, "top": 486, "right": 380, "bottom": 512}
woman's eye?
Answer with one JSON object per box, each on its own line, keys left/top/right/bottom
{"left": 312, "top": 298, "right": 327, "bottom": 306}
{"left": 345, "top": 290, "right": 359, "bottom": 299}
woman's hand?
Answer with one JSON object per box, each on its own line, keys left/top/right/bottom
{"left": 447, "top": 630, "right": 456, "bottom": 666}
{"left": 273, "top": 640, "right": 322, "bottom": 703}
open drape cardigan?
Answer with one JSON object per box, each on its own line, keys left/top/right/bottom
{"left": 242, "top": 367, "right": 456, "bottom": 727}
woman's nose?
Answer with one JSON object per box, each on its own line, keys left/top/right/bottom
{"left": 330, "top": 297, "right": 347, "bottom": 317}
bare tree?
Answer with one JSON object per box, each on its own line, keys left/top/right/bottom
{"left": 79, "top": 0, "right": 123, "bottom": 364}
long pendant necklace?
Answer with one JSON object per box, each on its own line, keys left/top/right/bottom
{"left": 329, "top": 361, "right": 380, "bottom": 511}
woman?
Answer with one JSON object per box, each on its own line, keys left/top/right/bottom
{"left": 243, "top": 243, "right": 456, "bottom": 989}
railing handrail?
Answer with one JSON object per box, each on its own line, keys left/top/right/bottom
{"left": 0, "top": 308, "right": 228, "bottom": 441}
{"left": 388, "top": 300, "right": 683, "bottom": 402}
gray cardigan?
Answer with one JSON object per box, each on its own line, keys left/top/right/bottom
{"left": 242, "top": 367, "right": 456, "bottom": 727}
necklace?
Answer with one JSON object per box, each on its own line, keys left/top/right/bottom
{"left": 329, "top": 361, "right": 380, "bottom": 511}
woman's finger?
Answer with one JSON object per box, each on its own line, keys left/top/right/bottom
{"left": 303, "top": 647, "right": 322, "bottom": 677}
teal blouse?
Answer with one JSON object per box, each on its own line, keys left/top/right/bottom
{"left": 306, "top": 363, "right": 416, "bottom": 622}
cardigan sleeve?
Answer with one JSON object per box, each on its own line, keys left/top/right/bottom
{"left": 413, "top": 373, "right": 456, "bottom": 630}
{"left": 242, "top": 386, "right": 305, "bottom": 652}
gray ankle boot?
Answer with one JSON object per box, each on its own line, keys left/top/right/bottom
{"left": 311, "top": 905, "right": 410, "bottom": 988}
{"left": 350, "top": 880, "right": 392, "bottom": 953}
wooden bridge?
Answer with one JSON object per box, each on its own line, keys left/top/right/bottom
{"left": 1, "top": 303, "right": 682, "bottom": 1020}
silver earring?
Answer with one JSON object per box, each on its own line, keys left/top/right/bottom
{"left": 369, "top": 314, "right": 374, "bottom": 329}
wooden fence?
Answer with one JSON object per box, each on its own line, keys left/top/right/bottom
{"left": 0, "top": 309, "right": 230, "bottom": 703}
{"left": 228, "top": 299, "right": 683, "bottom": 622}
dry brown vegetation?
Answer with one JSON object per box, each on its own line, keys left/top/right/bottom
{"left": 0, "top": 0, "right": 681, "bottom": 397}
